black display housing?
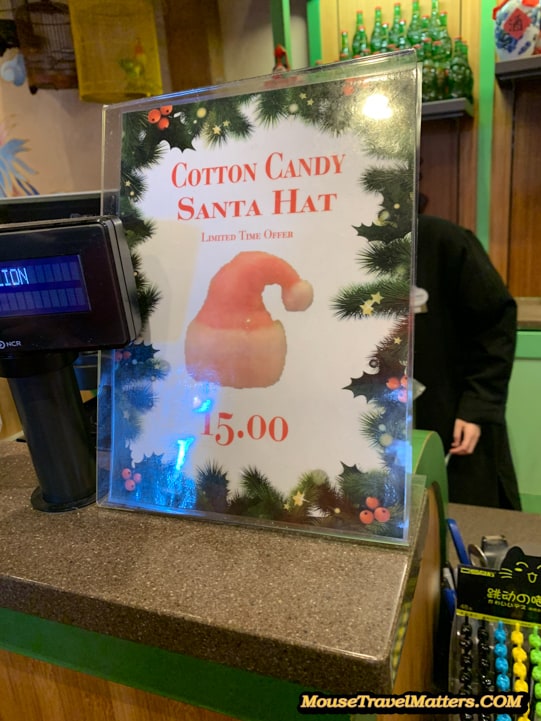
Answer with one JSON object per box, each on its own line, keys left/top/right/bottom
{"left": 0, "top": 215, "right": 141, "bottom": 354}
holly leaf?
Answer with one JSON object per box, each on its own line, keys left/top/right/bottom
{"left": 353, "top": 222, "right": 406, "bottom": 244}
{"left": 344, "top": 349, "right": 404, "bottom": 402}
{"left": 337, "top": 463, "right": 379, "bottom": 504}
{"left": 344, "top": 374, "right": 385, "bottom": 403}
{"left": 337, "top": 462, "right": 373, "bottom": 486}
{"left": 127, "top": 342, "right": 159, "bottom": 363}
{"left": 134, "top": 452, "right": 166, "bottom": 475}
{"left": 148, "top": 121, "right": 195, "bottom": 153}
{"left": 338, "top": 463, "right": 396, "bottom": 507}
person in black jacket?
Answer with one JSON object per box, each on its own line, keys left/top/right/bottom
{"left": 414, "top": 214, "right": 521, "bottom": 510}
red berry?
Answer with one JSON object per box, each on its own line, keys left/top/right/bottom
{"left": 374, "top": 506, "right": 391, "bottom": 522}
{"left": 359, "top": 509, "right": 374, "bottom": 524}
{"left": 148, "top": 108, "right": 161, "bottom": 124}
{"left": 365, "top": 496, "right": 380, "bottom": 510}
{"left": 133, "top": 473, "right": 142, "bottom": 483}
{"left": 158, "top": 117, "right": 170, "bottom": 130}
{"left": 124, "top": 479, "right": 136, "bottom": 491}
{"left": 121, "top": 468, "right": 132, "bottom": 480}
{"left": 400, "top": 375, "right": 408, "bottom": 387}
{"left": 386, "top": 377, "right": 400, "bottom": 390}
{"left": 160, "top": 105, "right": 173, "bottom": 115}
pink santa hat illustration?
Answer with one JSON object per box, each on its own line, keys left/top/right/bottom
{"left": 185, "top": 251, "right": 314, "bottom": 388}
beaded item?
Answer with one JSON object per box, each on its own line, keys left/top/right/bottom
{"left": 512, "top": 624, "right": 530, "bottom": 721}
{"left": 495, "top": 621, "right": 511, "bottom": 692}
{"left": 459, "top": 616, "right": 474, "bottom": 721}
{"left": 529, "top": 627, "right": 541, "bottom": 721}
{"left": 478, "top": 620, "right": 492, "bottom": 721}
{"left": 494, "top": 621, "right": 512, "bottom": 721}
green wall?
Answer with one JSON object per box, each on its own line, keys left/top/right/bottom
{"left": 477, "top": 1, "right": 541, "bottom": 513}
{"left": 508, "top": 334, "right": 541, "bottom": 513}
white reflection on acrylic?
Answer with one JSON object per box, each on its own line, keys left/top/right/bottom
{"left": 362, "top": 93, "right": 393, "bottom": 120}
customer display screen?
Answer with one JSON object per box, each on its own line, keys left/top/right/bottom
{"left": 0, "top": 216, "right": 141, "bottom": 352}
{"left": 0, "top": 255, "right": 91, "bottom": 317}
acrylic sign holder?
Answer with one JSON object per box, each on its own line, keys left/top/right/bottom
{"left": 98, "top": 50, "right": 421, "bottom": 543}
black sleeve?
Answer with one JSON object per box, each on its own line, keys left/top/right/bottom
{"left": 451, "top": 227, "right": 517, "bottom": 425}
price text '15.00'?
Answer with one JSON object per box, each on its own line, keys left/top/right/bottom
{"left": 202, "top": 412, "right": 288, "bottom": 446}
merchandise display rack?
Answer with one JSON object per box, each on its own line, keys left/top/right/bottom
{"left": 421, "top": 97, "right": 474, "bottom": 119}
{"left": 496, "top": 54, "right": 541, "bottom": 84}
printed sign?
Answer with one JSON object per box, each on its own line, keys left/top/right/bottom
{"left": 98, "top": 52, "right": 420, "bottom": 542}
{"left": 457, "top": 547, "right": 541, "bottom": 624}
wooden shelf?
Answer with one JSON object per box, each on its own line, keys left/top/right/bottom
{"left": 517, "top": 297, "right": 541, "bottom": 330}
{"left": 496, "top": 55, "right": 541, "bottom": 84}
{"left": 421, "top": 97, "right": 474, "bottom": 120}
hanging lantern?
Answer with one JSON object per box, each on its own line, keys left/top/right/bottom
{"left": 68, "top": 0, "right": 162, "bottom": 104}
{"left": 11, "top": 0, "right": 77, "bottom": 92}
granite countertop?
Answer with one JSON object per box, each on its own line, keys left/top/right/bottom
{"left": 0, "top": 440, "right": 428, "bottom": 695}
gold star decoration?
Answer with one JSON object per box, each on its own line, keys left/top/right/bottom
{"left": 371, "top": 292, "right": 383, "bottom": 304}
{"left": 394, "top": 336, "right": 402, "bottom": 345}
{"left": 300, "top": 92, "right": 307, "bottom": 99}
{"left": 292, "top": 491, "right": 305, "bottom": 507}
{"left": 307, "top": 98, "right": 314, "bottom": 105}
{"left": 223, "top": 120, "right": 230, "bottom": 127}
{"left": 361, "top": 300, "right": 374, "bottom": 316}
{"left": 212, "top": 125, "right": 222, "bottom": 135}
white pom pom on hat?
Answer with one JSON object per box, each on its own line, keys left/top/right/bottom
{"left": 282, "top": 278, "right": 313, "bottom": 312}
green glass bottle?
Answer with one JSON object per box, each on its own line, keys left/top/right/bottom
{"left": 380, "top": 22, "right": 390, "bottom": 53}
{"left": 339, "top": 30, "right": 350, "bottom": 60}
{"left": 397, "top": 19, "right": 408, "bottom": 49}
{"left": 420, "top": 14, "right": 430, "bottom": 41}
{"left": 431, "top": 40, "right": 449, "bottom": 100}
{"left": 459, "top": 41, "right": 474, "bottom": 101}
{"left": 388, "top": 3, "right": 403, "bottom": 48}
{"left": 421, "top": 38, "right": 437, "bottom": 102}
{"left": 352, "top": 24, "right": 369, "bottom": 57}
{"left": 428, "top": 0, "right": 441, "bottom": 41}
{"left": 370, "top": 6, "right": 385, "bottom": 54}
{"left": 413, "top": 42, "right": 424, "bottom": 63}
{"left": 407, "top": 1, "right": 422, "bottom": 47}
{"left": 448, "top": 38, "right": 473, "bottom": 101}
{"left": 438, "top": 11, "right": 452, "bottom": 59}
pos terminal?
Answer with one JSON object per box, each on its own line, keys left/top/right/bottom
{"left": 0, "top": 216, "right": 141, "bottom": 511}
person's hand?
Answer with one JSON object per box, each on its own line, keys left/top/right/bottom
{"left": 449, "top": 419, "right": 481, "bottom": 455}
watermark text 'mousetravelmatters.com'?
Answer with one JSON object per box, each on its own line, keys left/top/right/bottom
{"left": 297, "top": 692, "right": 528, "bottom": 714}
